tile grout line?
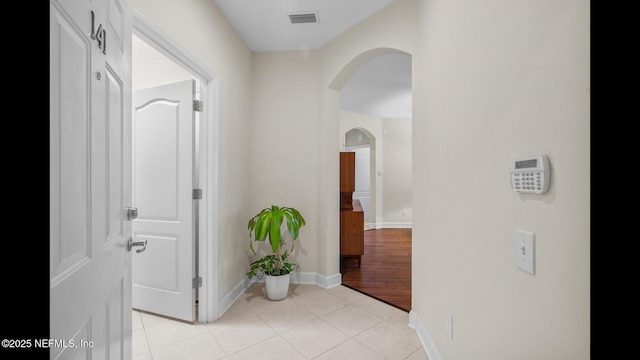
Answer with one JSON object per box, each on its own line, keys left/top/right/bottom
{"left": 134, "top": 285, "right": 424, "bottom": 360}
{"left": 278, "top": 317, "right": 352, "bottom": 360}
{"left": 204, "top": 326, "right": 229, "bottom": 360}
{"left": 136, "top": 310, "right": 154, "bottom": 360}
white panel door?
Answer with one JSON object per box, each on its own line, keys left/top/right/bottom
{"left": 132, "top": 80, "right": 196, "bottom": 322}
{"left": 50, "top": 0, "right": 132, "bottom": 359}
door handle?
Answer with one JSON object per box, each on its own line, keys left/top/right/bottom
{"left": 127, "top": 238, "right": 147, "bottom": 253}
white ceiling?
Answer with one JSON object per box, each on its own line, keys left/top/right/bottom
{"left": 213, "top": 0, "right": 395, "bottom": 52}
{"left": 213, "top": 0, "right": 411, "bottom": 119}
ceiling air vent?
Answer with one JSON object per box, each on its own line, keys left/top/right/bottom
{"left": 288, "top": 11, "right": 319, "bottom": 24}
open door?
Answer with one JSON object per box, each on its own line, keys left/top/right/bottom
{"left": 50, "top": 0, "right": 133, "bottom": 358}
{"left": 132, "top": 80, "right": 196, "bottom": 322}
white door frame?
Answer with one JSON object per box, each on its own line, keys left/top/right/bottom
{"left": 132, "top": 7, "right": 219, "bottom": 323}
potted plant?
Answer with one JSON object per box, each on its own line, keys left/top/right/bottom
{"left": 246, "top": 205, "right": 306, "bottom": 300}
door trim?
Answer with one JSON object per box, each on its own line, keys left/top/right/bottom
{"left": 132, "top": 6, "right": 219, "bottom": 323}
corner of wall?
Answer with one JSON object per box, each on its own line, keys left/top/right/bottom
{"left": 217, "top": 276, "right": 253, "bottom": 321}
{"left": 409, "top": 310, "right": 444, "bottom": 360}
{"left": 314, "top": 272, "right": 342, "bottom": 289}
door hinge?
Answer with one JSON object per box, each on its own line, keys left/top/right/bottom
{"left": 193, "top": 188, "right": 202, "bottom": 200}
{"left": 193, "top": 100, "right": 202, "bottom": 112}
{"left": 193, "top": 275, "right": 202, "bottom": 288}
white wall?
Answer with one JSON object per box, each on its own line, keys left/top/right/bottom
{"left": 412, "top": 0, "right": 590, "bottom": 359}
{"left": 250, "top": 51, "right": 319, "bottom": 275}
{"left": 382, "top": 118, "right": 412, "bottom": 226}
{"left": 132, "top": 0, "right": 253, "bottom": 304}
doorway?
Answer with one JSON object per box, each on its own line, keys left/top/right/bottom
{"left": 345, "top": 128, "right": 375, "bottom": 229}
{"left": 131, "top": 34, "right": 201, "bottom": 322}
{"left": 337, "top": 52, "right": 413, "bottom": 311}
{"left": 131, "top": 8, "right": 220, "bottom": 323}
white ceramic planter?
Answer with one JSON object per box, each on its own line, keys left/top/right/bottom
{"left": 264, "top": 273, "right": 290, "bottom": 300}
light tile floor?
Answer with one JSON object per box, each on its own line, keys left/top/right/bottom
{"left": 133, "top": 283, "right": 429, "bottom": 360}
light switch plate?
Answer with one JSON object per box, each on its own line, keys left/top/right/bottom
{"left": 515, "top": 229, "right": 535, "bottom": 274}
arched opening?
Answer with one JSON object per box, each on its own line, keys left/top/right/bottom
{"left": 344, "top": 128, "right": 376, "bottom": 230}
{"left": 331, "top": 48, "right": 413, "bottom": 311}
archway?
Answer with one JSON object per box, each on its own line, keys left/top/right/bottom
{"left": 329, "top": 48, "right": 413, "bottom": 311}
{"left": 329, "top": 48, "right": 410, "bottom": 91}
{"left": 343, "top": 127, "right": 377, "bottom": 230}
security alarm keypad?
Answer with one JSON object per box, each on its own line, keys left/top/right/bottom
{"left": 510, "top": 155, "right": 550, "bottom": 195}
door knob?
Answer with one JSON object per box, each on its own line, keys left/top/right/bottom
{"left": 127, "top": 238, "right": 147, "bottom": 253}
{"left": 126, "top": 207, "right": 138, "bottom": 221}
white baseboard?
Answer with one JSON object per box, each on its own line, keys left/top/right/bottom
{"left": 379, "top": 222, "right": 413, "bottom": 229}
{"left": 290, "top": 272, "right": 317, "bottom": 284}
{"left": 249, "top": 272, "right": 340, "bottom": 287}
{"left": 409, "top": 310, "right": 443, "bottom": 360}
{"left": 217, "top": 276, "right": 252, "bottom": 321}
{"left": 290, "top": 272, "right": 342, "bottom": 289}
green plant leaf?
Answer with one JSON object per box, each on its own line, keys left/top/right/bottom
{"left": 293, "top": 208, "right": 306, "bottom": 226}
{"left": 249, "top": 239, "right": 256, "bottom": 255}
{"left": 284, "top": 207, "right": 305, "bottom": 251}
{"left": 269, "top": 206, "right": 283, "bottom": 253}
{"left": 254, "top": 210, "right": 271, "bottom": 241}
{"left": 283, "top": 212, "right": 298, "bottom": 241}
{"left": 283, "top": 263, "right": 293, "bottom": 272}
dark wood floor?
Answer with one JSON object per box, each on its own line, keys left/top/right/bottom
{"left": 340, "top": 228, "right": 412, "bottom": 312}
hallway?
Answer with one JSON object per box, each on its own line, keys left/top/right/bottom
{"left": 341, "top": 228, "right": 412, "bottom": 312}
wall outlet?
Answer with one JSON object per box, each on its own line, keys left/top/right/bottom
{"left": 446, "top": 310, "right": 453, "bottom": 339}
{"left": 402, "top": 208, "right": 407, "bottom": 215}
